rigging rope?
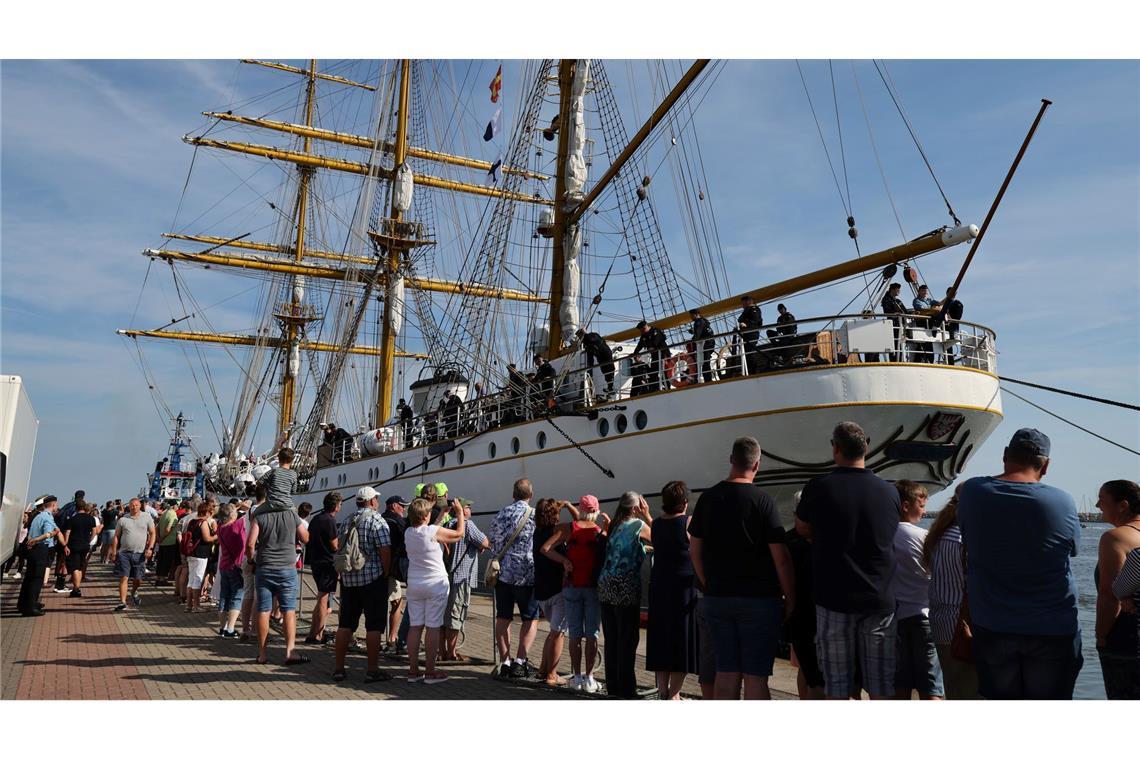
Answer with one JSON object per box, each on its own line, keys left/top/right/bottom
{"left": 873, "top": 60, "right": 961, "bottom": 226}
{"left": 1002, "top": 388, "right": 1139, "bottom": 457}
{"left": 998, "top": 377, "right": 1140, "bottom": 412}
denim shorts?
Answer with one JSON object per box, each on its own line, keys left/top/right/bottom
{"left": 702, "top": 595, "right": 782, "bottom": 677}
{"left": 494, "top": 582, "right": 539, "bottom": 621}
{"left": 895, "top": 614, "right": 945, "bottom": 697}
{"left": 562, "top": 585, "right": 601, "bottom": 640}
{"left": 115, "top": 551, "right": 146, "bottom": 580}
{"left": 255, "top": 566, "right": 299, "bottom": 613}
{"left": 218, "top": 568, "right": 245, "bottom": 612}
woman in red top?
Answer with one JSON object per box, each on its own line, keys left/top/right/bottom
{"left": 214, "top": 502, "right": 247, "bottom": 637}
{"left": 541, "top": 495, "right": 610, "bottom": 693}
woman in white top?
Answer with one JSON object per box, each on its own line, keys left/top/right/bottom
{"left": 404, "top": 496, "right": 466, "bottom": 684}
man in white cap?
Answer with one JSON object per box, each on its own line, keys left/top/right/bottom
{"left": 332, "top": 485, "right": 393, "bottom": 683}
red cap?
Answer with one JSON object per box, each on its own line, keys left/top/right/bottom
{"left": 578, "top": 494, "right": 600, "bottom": 513}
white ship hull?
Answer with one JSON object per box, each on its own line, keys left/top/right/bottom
{"left": 301, "top": 362, "right": 1003, "bottom": 524}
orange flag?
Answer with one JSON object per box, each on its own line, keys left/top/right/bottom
{"left": 489, "top": 65, "right": 502, "bottom": 103}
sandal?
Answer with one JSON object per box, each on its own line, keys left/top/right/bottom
{"left": 365, "top": 670, "right": 392, "bottom": 683}
{"left": 406, "top": 672, "right": 424, "bottom": 683}
{"left": 303, "top": 636, "right": 322, "bottom": 645}
{"left": 284, "top": 655, "right": 311, "bottom": 666}
{"left": 332, "top": 670, "right": 347, "bottom": 682}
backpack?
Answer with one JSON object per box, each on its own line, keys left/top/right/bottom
{"left": 382, "top": 514, "right": 408, "bottom": 582}
{"left": 180, "top": 519, "right": 201, "bottom": 557}
{"left": 334, "top": 513, "right": 367, "bottom": 574}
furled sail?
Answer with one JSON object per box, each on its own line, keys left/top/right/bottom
{"left": 564, "top": 60, "right": 590, "bottom": 200}
{"left": 393, "top": 162, "right": 414, "bottom": 213}
{"left": 389, "top": 275, "right": 405, "bottom": 336}
{"left": 560, "top": 224, "right": 581, "bottom": 341}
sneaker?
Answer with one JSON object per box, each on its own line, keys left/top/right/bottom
{"left": 130, "top": 592, "right": 141, "bottom": 607}
{"left": 508, "top": 660, "right": 529, "bottom": 679}
{"left": 220, "top": 630, "right": 240, "bottom": 639}
{"left": 69, "top": 589, "right": 82, "bottom": 598}
{"left": 11, "top": 572, "right": 21, "bottom": 579}
{"left": 423, "top": 672, "right": 449, "bottom": 684}
{"left": 217, "top": 627, "right": 227, "bottom": 637}
{"left": 569, "top": 674, "right": 584, "bottom": 691}
{"left": 114, "top": 603, "right": 127, "bottom": 612}
{"left": 54, "top": 586, "right": 71, "bottom": 594}
{"left": 583, "top": 675, "right": 600, "bottom": 694}
{"left": 497, "top": 663, "right": 512, "bottom": 679}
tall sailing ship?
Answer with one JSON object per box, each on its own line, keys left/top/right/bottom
{"left": 119, "top": 59, "right": 1004, "bottom": 519}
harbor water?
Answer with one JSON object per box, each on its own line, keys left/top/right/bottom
{"left": 920, "top": 516, "right": 1108, "bottom": 699}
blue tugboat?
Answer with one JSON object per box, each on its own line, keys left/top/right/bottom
{"left": 147, "top": 412, "right": 205, "bottom": 504}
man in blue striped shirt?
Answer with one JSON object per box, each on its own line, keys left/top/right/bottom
{"left": 441, "top": 498, "right": 489, "bottom": 661}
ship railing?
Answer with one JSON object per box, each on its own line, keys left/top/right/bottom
{"left": 373, "top": 313, "right": 995, "bottom": 452}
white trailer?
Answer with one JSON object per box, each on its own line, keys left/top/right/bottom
{"left": 1, "top": 376, "right": 39, "bottom": 565}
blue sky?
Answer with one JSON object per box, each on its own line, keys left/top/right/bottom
{"left": 2, "top": 59, "right": 1137, "bottom": 506}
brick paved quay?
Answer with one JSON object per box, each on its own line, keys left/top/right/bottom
{"left": 1, "top": 562, "right": 798, "bottom": 700}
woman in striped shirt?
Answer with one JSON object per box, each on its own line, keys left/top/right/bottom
{"left": 922, "top": 485, "right": 979, "bottom": 699}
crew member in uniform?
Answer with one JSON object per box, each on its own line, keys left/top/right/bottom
{"left": 737, "top": 295, "right": 763, "bottom": 374}
{"left": 502, "top": 362, "right": 526, "bottom": 424}
{"left": 533, "top": 354, "right": 557, "bottom": 411}
{"left": 881, "top": 282, "right": 909, "bottom": 362}
{"left": 397, "top": 398, "right": 414, "bottom": 449}
{"left": 689, "top": 308, "right": 715, "bottom": 383}
{"left": 576, "top": 328, "right": 616, "bottom": 398}
{"left": 937, "top": 287, "right": 965, "bottom": 365}
{"left": 765, "top": 303, "right": 799, "bottom": 365}
{"left": 633, "top": 320, "right": 669, "bottom": 393}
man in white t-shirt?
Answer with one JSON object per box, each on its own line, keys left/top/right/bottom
{"left": 890, "top": 480, "right": 944, "bottom": 700}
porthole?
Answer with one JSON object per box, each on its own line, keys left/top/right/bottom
{"left": 393, "top": 464, "right": 399, "bottom": 477}
{"left": 537, "top": 431, "right": 547, "bottom": 449}
{"left": 634, "top": 410, "right": 648, "bottom": 430}
{"left": 489, "top": 442, "right": 497, "bottom": 459}
{"left": 598, "top": 418, "right": 610, "bottom": 437}
{"left": 439, "top": 453, "right": 446, "bottom": 468}
{"left": 511, "top": 437, "right": 521, "bottom": 454}
{"left": 400, "top": 462, "right": 406, "bottom": 474}
{"left": 458, "top": 449, "right": 465, "bottom": 464}
{"left": 616, "top": 414, "right": 628, "bottom": 434}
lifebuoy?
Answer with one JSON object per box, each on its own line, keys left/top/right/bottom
{"left": 665, "top": 354, "right": 692, "bottom": 389}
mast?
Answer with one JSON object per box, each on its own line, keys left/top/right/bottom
{"left": 375, "top": 59, "right": 412, "bottom": 427}
{"left": 276, "top": 59, "right": 320, "bottom": 443}
{"left": 545, "top": 59, "right": 577, "bottom": 357}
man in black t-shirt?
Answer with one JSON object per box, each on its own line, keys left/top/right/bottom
{"left": 304, "top": 492, "right": 341, "bottom": 645}
{"left": 794, "top": 421, "right": 901, "bottom": 700}
{"left": 100, "top": 502, "right": 121, "bottom": 563}
{"left": 689, "top": 436, "right": 795, "bottom": 700}
{"left": 63, "top": 505, "right": 99, "bottom": 597}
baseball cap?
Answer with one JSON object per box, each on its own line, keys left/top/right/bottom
{"left": 459, "top": 498, "right": 474, "bottom": 507}
{"left": 1008, "top": 428, "right": 1051, "bottom": 457}
{"left": 578, "top": 494, "right": 600, "bottom": 513}
{"left": 385, "top": 495, "right": 409, "bottom": 507}
{"left": 434, "top": 482, "right": 449, "bottom": 497}
{"left": 356, "top": 485, "right": 380, "bottom": 502}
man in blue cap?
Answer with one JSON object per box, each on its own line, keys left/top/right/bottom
{"left": 957, "top": 428, "right": 1083, "bottom": 699}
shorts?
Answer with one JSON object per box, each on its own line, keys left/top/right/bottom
{"left": 311, "top": 562, "right": 338, "bottom": 595}
{"left": 407, "top": 578, "right": 450, "bottom": 628}
{"left": 65, "top": 547, "right": 89, "bottom": 573}
{"left": 387, "top": 576, "right": 406, "bottom": 604}
{"left": 187, "top": 557, "right": 208, "bottom": 589}
{"left": 101, "top": 531, "right": 117, "bottom": 548}
{"left": 696, "top": 596, "right": 716, "bottom": 686}
{"left": 494, "top": 582, "right": 539, "bottom": 622}
{"left": 444, "top": 581, "right": 472, "bottom": 631}
{"left": 242, "top": 560, "right": 256, "bottom": 600}
{"left": 116, "top": 551, "right": 146, "bottom": 580}
{"left": 338, "top": 578, "right": 387, "bottom": 633}
{"left": 218, "top": 568, "right": 245, "bottom": 612}
{"left": 702, "top": 595, "right": 782, "bottom": 677}
{"left": 895, "top": 614, "right": 945, "bottom": 697}
{"left": 562, "top": 585, "right": 601, "bottom": 640}
{"left": 255, "top": 566, "right": 299, "bottom": 613}
{"left": 538, "top": 591, "right": 568, "bottom": 635}
{"left": 815, "top": 606, "right": 897, "bottom": 699}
